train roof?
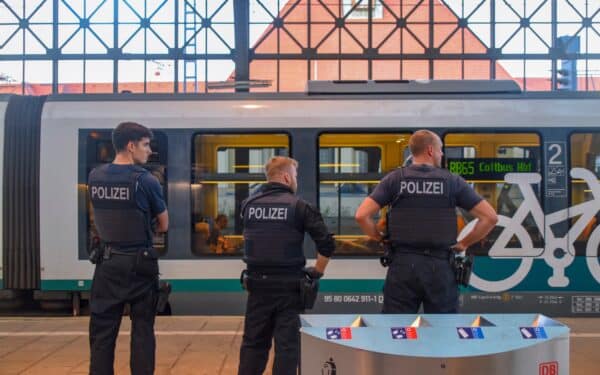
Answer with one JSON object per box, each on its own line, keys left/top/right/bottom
{"left": 4, "top": 80, "right": 600, "bottom": 102}
{"left": 38, "top": 90, "right": 600, "bottom": 102}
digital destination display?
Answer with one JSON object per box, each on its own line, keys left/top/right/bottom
{"left": 447, "top": 158, "right": 537, "bottom": 180}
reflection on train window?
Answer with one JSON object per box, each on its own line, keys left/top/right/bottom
{"left": 444, "top": 133, "right": 542, "bottom": 256}
{"left": 95, "top": 138, "right": 162, "bottom": 164}
{"left": 80, "top": 131, "right": 168, "bottom": 256}
{"left": 192, "top": 134, "right": 289, "bottom": 256}
{"left": 319, "top": 133, "right": 411, "bottom": 255}
{"left": 570, "top": 133, "right": 600, "bottom": 255}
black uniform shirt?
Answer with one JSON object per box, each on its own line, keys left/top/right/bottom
{"left": 370, "top": 164, "right": 482, "bottom": 211}
{"left": 255, "top": 183, "right": 335, "bottom": 258}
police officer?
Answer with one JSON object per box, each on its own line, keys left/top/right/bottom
{"left": 238, "top": 156, "right": 335, "bottom": 375}
{"left": 88, "top": 122, "right": 168, "bottom": 375}
{"left": 355, "top": 130, "right": 497, "bottom": 313}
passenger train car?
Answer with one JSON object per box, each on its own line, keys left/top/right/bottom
{"left": 1, "top": 81, "right": 599, "bottom": 315}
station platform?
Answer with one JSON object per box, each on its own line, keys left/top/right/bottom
{"left": 0, "top": 316, "right": 598, "bottom": 374}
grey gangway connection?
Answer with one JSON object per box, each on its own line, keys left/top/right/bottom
{"left": 300, "top": 314, "right": 568, "bottom": 375}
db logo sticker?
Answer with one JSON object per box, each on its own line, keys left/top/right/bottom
{"left": 539, "top": 361, "right": 558, "bottom": 375}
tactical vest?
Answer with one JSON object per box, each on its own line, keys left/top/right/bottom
{"left": 242, "top": 188, "right": 305, "bottom": 267}
{"left": 88, "top": 164, "right": 153, "bottom": 248}
{"left": 387, "top": 166, "right": 457, "bottom": 249}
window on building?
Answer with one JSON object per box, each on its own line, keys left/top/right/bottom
{"left": 344, "top": 0, "right": 384, "bottom": 19}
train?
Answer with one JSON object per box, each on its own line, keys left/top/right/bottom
{"left": 1, "top": 80, "right": 599, "bottom": 316}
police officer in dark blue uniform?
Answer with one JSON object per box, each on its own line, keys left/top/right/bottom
{"left": 238, "top": 156, "right": 335, "bottom": 375}
{"left": 356, "top": 130, "right": 497, "bottom": 313}
{"left": 88, "top": 122, "right": 168, "bottom": 375}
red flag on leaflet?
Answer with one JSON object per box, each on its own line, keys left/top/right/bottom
{"left": 405, "top": 327, "right": 418, "bottom": 339}
{"left": 340, "top": 327, "right": 352, "bottom": 339}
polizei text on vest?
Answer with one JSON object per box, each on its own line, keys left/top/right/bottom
{"left": 248, "top": 206, "right": 288, "bottom": 220}
{"left": 399, "top": 180, "right": 445, "bottom": 195}
{"left": 91, "top": 186, "right": 131, "bottom": 200}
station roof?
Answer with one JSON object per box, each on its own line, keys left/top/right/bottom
{"left": 1, "top": 1, "right": 598, "bottom": 95}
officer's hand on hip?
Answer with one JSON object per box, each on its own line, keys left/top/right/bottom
{"left": 450, "top": 242, "right": 468, "bottom": 254}
{"left": 303, "top": 266, "right": 323, "bottom": 280}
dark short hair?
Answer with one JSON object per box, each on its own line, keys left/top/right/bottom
{"left": 112, "top": 122, "right": 153, "bottom": 152}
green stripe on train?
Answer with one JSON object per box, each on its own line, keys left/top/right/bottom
{"left": 40, "top": 279, "right": 385, "bottom": 292}
{"left": 39, "top": 257, "right": 600, "bottom": 292}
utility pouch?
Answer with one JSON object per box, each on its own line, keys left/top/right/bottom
{"left": 88, "top": 238, "right": 104, "bottom": 264}
{"left": 380, "top": 240, "right": 393, "bottom": 267}
{"left": 300, "top": 274, "right": 320, "bottom": 310}
{"left": 156, "top": 281, "right": 172, "bottom": 314}
{"left": 134, "top": 248, "right": 159, "bottom": 278}
{"left": 452, "top": 254, "right": 474, "bottom": 287}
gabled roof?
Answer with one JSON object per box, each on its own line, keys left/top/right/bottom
{"left": 249, "top": 0, "right": 514, "bottom": 92}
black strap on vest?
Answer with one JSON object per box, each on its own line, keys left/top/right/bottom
{"left": 132, "top": 171, "right": 155, "bottom": 244}
{"left": 385, "top": 167, "right": 404, "bottom": 236}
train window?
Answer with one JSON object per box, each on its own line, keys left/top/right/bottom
{"left": 445, "top": 146, "right": 476, "bottom": 159}
{"left": 497, "top": 146, "right": 538, "bottom": 158}
{"left": 318, "top": 133, "right": 411, "bottom": 255}
{"left": 191, "top": 134, "right": 289, "bottom": 256}
{"left": 95, "top": 140, "right": 114, "bottom": 163}
{"left": 79, "top": 130, "right": 168, "bottom": 258}
{"left": 570, "top": 133, "right": 600, "bottom": 254}
{"left": 444, "top": 133, "right": 542, "bottom": 256}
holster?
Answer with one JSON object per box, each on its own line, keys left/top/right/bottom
{"left": 380, "top": 240, "right": 393, "bottom": 267}
{"left": 240, "top": 270, "right": 249, "bottom": 290}
{"left": 156, "top": 281, "right": 171, "bottom": 313}
{"left": 300, "top": 274, "right": 320, "bottom": 310}
{"left": 88, "top": 247, "right": 104, "bottom": 264}
{"left": 452, "top": 254, "right": 474, "bottom": 287}
{"left": 88, "top": 238, "right": 104, "bottom": 264}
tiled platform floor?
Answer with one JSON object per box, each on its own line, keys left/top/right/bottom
{"left": 0, "top": 316, "right": 597, "bottom": 374}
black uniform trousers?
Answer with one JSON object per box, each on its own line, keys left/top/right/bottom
{"left": 89, "top": 252, "right": 158, "bottom": 375}
{"left": 238, "top": 288, "right": 303, "bottom": 375}
{"left": 382, "top": 251, "right": 458, "bottom": 314}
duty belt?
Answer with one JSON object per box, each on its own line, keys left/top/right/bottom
{"left": 392, "top": 246, "right": 451, "bottom": 259}
{"left": 105, "top": 246, "right": 139, "bottom": 256}
{"left": 103, "top": 246, "right": 153, "bottom": 261}
{"left": 243, "top": 272, "right": 302, "bottom": 293}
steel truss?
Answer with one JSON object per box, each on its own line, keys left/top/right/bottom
{"left": 0, "top": 0, "right": 599, "bottom": 93}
